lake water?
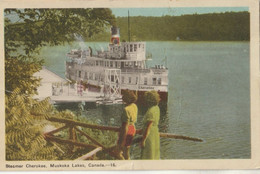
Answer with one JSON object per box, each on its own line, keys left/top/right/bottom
{"left": 40, "top": 41, "right": 250, "bottom": 159}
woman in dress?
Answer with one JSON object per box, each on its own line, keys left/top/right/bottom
{"left": 141, "top": 90, "right": 160, "bottom": 160}
{"left": 117, "top": 90, "right": 138, "bottom": 160}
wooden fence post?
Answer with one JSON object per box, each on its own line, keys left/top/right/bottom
{"left": 69, "top": 126, "right": 77, "bottom": 153}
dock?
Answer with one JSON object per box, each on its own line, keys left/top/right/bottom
{"left": 49, "top": 87, "right": 122, "bottom": 105}
{"left": 50, "top": 90, "right": 103, "bottom": 103}
{"left": 33, "top": 67, "right": 122, "bottom": 104}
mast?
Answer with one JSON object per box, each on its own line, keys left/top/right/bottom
{"left": 128, "top": 10, "right": 130, "bottom": 42}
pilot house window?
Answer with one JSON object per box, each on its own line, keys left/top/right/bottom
{"left": 134, "top": 44, "right": 137, "bottom": 51}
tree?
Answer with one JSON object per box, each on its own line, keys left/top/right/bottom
{"left": 5, "top": 8, "right": 116, "bottom": 95}
{"left": 5, "top": 88, "right": 70, "bottom": 160}
{"left": 5, "top": 8, "right": 116, "bottom": 160}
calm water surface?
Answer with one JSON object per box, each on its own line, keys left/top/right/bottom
{"left": 40, "top": 41, "right": 250, "bottom": 159}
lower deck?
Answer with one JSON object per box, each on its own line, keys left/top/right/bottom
{"left": 66, "top": 62, "right": 168, "bottom": 93}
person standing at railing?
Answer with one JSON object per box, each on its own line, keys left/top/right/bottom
{"left": 117, "top": 90, "right": 138, "bottom": 160}
{"left": 141, "top": 90, "right": 160, "bottom": 160}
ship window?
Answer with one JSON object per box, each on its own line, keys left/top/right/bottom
{"left": 152, "top": 78, "right": 156, "bottom": 85}
{"left": 78, "top": 71, "right": 81, "bottom": 78}
{"left": 111, "top": 75, "right": 114, "bottom": 82}
{"left": 134, "top": 44, "right": 137, "bottom": 51}
{"left": 129, "top": 77, "right": 131, "bottom": 84}
{"left": 130, "top": 44, "right": 133, "bottom": 52}
{"left": 144, "top": 77, "right": 147, "bottom": 85}
{"left": 122, "top": 76, "right": 124, "bottom": 84}
{"left": 158, "top": 78, "right": 161, "bottom": 85}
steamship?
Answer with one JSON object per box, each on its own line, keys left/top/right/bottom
{"left": 65, "top": 27, "right": 168, "bottom": 101}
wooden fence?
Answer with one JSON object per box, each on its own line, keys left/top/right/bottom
{"left": 44, "top": 116, "right": 203, "bottom": 160}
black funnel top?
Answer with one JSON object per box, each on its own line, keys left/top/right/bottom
{"left": 111, "top": 27, "right": 120, "bottom": 36}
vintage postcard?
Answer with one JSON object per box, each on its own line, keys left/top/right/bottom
{"left": 0, "top": 0, "right": 259, "bottom": 171}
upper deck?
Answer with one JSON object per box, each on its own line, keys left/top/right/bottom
{"left": 93, "top": 41, "right": 146, "bottom": 61}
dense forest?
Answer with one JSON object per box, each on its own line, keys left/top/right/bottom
{"left": 92, "top": 11, "right": 249, "bottom": 41}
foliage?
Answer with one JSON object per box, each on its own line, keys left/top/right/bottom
{"left": 75, "top": 116, "right": 118, "bottom": 159}
{"left": 5, "top": 87, "right": 118, "bottom": 160}
{"left": 5, "top": 55, "right": 43, "bottom": 96}
{"left": 5, "top": 88, "right": 66, "bottom": 160}
{"left": 94, "top": 11, "right": 249, "bottom": 41}
{"left": 5, "top": 9, "right": 116, "bottom": 55}
{"left": 4, "top": 8, "right": 116, "bottom": 160}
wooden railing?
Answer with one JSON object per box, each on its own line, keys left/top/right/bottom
{"left": 44, "top": 116, "right": 203, "bottom": 160}
{"left": 44, "top": 117, "right": 122, "bottom": 160}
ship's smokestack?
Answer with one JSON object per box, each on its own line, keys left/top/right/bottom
{"left": 111, "top": 27, "right": 120, "bottom": 45}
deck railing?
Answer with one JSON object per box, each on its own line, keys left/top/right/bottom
{"left": 121, "top": 68, "right": 150, "bottom": 73}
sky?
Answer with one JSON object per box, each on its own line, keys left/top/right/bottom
{"left": 5, "top": 7, "right": 249, "bottom": 23}
{"left": 111, "top": 7, "right": 249, "bottom": 17}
